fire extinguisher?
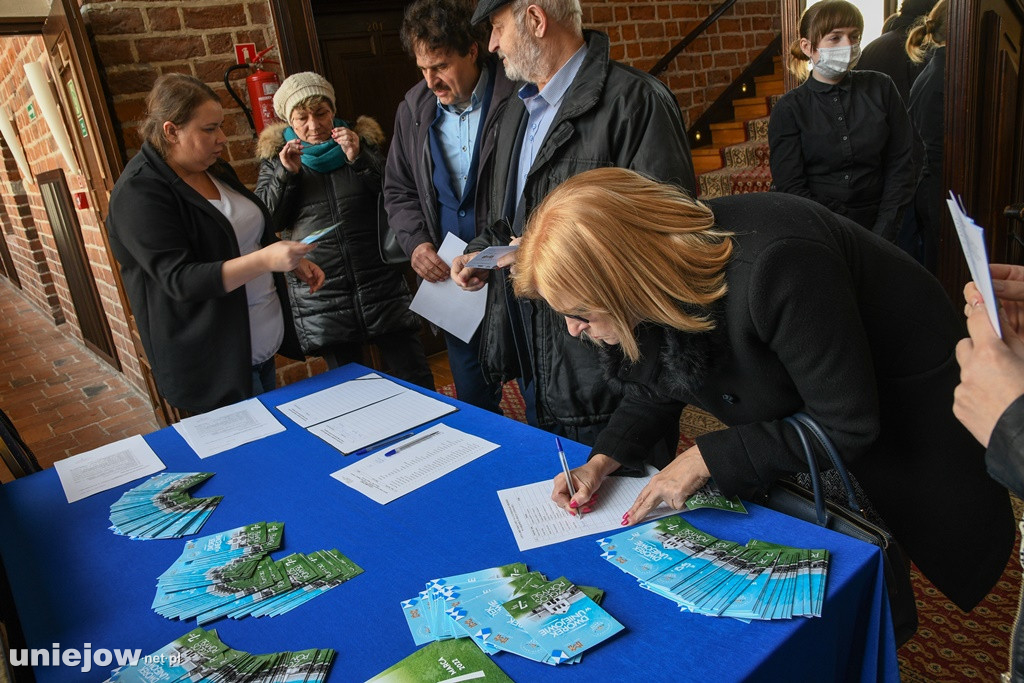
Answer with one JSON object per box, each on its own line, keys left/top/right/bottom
{"left": 224, "top": 46, "right": 281, "bottom": 138}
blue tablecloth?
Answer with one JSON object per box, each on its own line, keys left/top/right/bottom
{"left": 0, "top": 365, "right": 898, "bottom": 682}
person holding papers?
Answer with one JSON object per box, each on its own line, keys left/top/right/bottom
{"left": 956, "top": 265, "right": 1024, "bottom": 683}
{"left": 383, "top": 0, "right": 516, "bottom": 411}
{"left": 107, "top": 74, "right": 324, "bottom": 415}
{"left": 256, "top": 72, "right": 433, "bottom": 389}
{"left": 511, "top": 167, "right": 1013, "bottom": 616}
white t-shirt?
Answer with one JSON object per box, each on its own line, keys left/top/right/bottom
{"left": 207, "top": 175, "right": 284, "bottom": 365}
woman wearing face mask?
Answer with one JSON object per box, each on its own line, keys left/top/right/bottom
{"left": 768, "top": 0, "right": 921, "bottom": 241}
{"left": 255, "top": 72, "right": 434, "bottom": 389}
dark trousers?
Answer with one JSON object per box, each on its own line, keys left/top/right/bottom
{"left": 445, "top": 330, "right": 501, "bottom": 413}
{"left": 321, "top": 331, "right": 435, "bottom": 391}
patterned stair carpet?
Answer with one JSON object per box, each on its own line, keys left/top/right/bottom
{"left": 439, "top": 381, "right": 1023, "bottom": 681}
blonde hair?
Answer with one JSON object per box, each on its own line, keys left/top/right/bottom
{"left": 788, "top": 0, "right": 865, "bottom": 80}
{"left": 906, "top": 0, "right": 947, "bottom": 63}
{"left": 512, "top": 168, "right": 733, "bottom": 362}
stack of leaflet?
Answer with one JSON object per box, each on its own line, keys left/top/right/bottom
{"left": 152, "top": 522, "right": 363, "bottom": 625}
{"left": 105, "top": 626, "right": 335, "bottom": 682}
{"left": 401, "top": 563, "right": 623, "bottom": 666}
{"left": 109, "top": 472, "right": 221, "bottom": 540}
{"left": 598, "top": 515, "right": 828, "bottom": 621}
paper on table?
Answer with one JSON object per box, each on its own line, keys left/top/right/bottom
{"left": 330, "top": 423, "right": 498, "bottom": 503}
{"left": 497, "top": 466, "right": 674, "bottom": 551}
{"left": 408, "top": 233, "right": 487, "bottom": 343}
{"left": 947, "top": 192, "right": 1002, "bottom": 338}
{"left": 54, "top": 434, "right": 165, "bottom": 504}
{"left": 309, "top": 390, "right": 457, "bottom": 454}
{"left": 172, "top": 398, "right": 286, "bottom": 459}
{"left": 275, "top": 373, "right": 406, "bottom": 428}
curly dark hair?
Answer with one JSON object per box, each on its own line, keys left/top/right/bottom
{"left": 400, "top": 0, "right": 487, "bottom": 62}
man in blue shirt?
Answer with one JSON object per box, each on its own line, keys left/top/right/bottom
{"left": 452, "top": 0, "right": 696, "bottom": 446}
{"left": 385, "top": 0, "right": 517, "bottom": 412}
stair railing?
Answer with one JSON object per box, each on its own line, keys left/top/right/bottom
{"left": 648, "top": 0, "right": 740, "bottom": 77}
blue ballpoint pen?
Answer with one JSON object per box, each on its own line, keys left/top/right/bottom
{"left": 350, "top": 431, "right": 414, "bottom": 456}
{"left": 556, "top": 437, "right": 583, "bottom": 519}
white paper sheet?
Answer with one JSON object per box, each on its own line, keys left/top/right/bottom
{"left": 408, "top": 233, "right": 487, "bottom": 343}
{"left": 54, "top": 434, "right": 165, "bottom": 503}
{"left": 275, "top": 373, "right": 406, "bottom": 428}
{"left": 308, "top": 390, "right": 457, "bottom": 454}
{"left": 330, "top": 423, "right": 498, "bottom": 503}
{"left": 172, "top": 398, "right": 286, "bottom": 458}
{"left": 948, "top": 193, "right": 1002, "bottom": 338}
{"left": 497, "top": 466, "right": 674, "bottom": 551}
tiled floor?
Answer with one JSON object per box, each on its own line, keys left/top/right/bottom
{"left": 0, "top": 278, "right": 457, "bottom": 483}
{"left": 0, "top": 280, "right": 160, "bottom": 482}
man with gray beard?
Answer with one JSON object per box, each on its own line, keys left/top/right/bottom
{"left": 451, "top": 0, "right": 695, "bottom": 449}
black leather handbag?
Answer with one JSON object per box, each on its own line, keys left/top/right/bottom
{"left": 377, "top": 193, "right": 409, "bottom": 265}
{"left": 762, "top": 412, "right": 918, "bottom": 646}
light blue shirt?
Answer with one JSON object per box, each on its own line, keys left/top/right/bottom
{"left": 514, "top": 44, "right": 588, "bottom": 202}
{"left": 433, "top": 67, "right": 490, "bottom": 200}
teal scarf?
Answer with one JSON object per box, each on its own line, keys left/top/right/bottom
{"left": 283, "top": 118, "right": 351, "bottom": 174}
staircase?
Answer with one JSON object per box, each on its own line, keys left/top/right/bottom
{"left": 692, "top": 56, "right": 785, "bottom": 199}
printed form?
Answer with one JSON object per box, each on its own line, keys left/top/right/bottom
{"left": 275, "top": 373, "right": 406, "bottom": 428}
{"left": 173, "top": 397, "right": 285, "bottom": 458}
{"left": 308, "top": 390, "right": 457, "bottom": 454}
{"left": 54, "top": 434, "right": 165, "bottom": 503}
{"left": 497, "top": 466, "right": 674, "bottom": 551}
{"left": 331, "top": 423, "right": 498, "bottom": 503}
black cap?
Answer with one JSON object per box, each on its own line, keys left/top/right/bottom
{"left": 471, "top": 0, "right": 512, "bottom": 24}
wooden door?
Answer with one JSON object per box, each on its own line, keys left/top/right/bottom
{"left": 941, "top": 0, "right": 1024, "bottom": 295}
{"left": 43, "top": 0, "right": 179, "bottom": 424}
{"left": 37, "top": 169, "right": 119, "bottom": 368}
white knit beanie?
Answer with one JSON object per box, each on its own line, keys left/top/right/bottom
{"left": 272, "top": 72, "right": 336, "bottom": 121}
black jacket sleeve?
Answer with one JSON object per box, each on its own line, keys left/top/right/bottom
{"left": 383, "top": 100, "right": 435, "bottom": 258}
{"left": 986, "top": 394, "right": 1024, "bottom": 500}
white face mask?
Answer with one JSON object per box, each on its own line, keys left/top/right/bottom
{"left": 812, "top": 43, "right": 861, "bottom": 79}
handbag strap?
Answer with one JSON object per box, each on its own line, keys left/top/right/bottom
{"left": 782, "top": 416, "right": 828, "bottom": 526}
{"left": 791, "top": 411, "right": 863, "bottom": 515}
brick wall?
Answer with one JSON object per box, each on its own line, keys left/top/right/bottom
{"left": 84, "top": 0, "right": 280, "bottom": 186}
{"left": 582, "top": 0, "right": 781, "bottom": 127}
{"left": 0, "top": 35, "right": 143, "bottom": 390}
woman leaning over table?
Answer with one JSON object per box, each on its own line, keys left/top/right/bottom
{"left": 107, "top": 73, "right": 324, "bottom": 415}
{"left": 768, "top": 0, "right": 920, "bottom": 242}
{"left": 511, "top": 167, "right": 1013, "bottom": 614}
{"left": 255, "top": 72, "right": 434, "bottom": 389}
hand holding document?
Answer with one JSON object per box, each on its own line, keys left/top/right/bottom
{"left": 408, "top": 233, "right": 487, "bottom": 343}
{"left": 464, "top": 244, "right": 519, "bottom": 269}
{"left": 497, "top": 466, "right": 675, "bottom": 551}
{"left": 948, "top": 193, "right": 1002, "bottom": 337}
{"left": 54, "top": 434, "right": 165, "bottom": 503}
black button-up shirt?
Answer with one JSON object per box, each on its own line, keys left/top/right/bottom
{"left": 768, "top": 70, "right": 921, "bottom": 240}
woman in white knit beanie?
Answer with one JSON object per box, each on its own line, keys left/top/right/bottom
{"left": 254, "top": 72, "right": 434, "bottom": 388}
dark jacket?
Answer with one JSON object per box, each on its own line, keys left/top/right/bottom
{"left": 384, "top": 57, "right": 516, "bottom": 255}
{"left": 594, "top": 192, "right": 1014, "bottom": 612}
{"left": 855, "top": 29, "right": 925, "bottom": 103}
{"left": 255, "top": 118, "right": 419, "bottom": 355}
{"left": 107, "top": 142, "right": 302, "bottom": 414}
{"left": 469, "top": 30, "right": 697, "bottom": 431}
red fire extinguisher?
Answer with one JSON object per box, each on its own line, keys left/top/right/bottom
{"left": 224, "top": 46, "right": 281, "bottom": 137}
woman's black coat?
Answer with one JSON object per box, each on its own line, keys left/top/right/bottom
{"left": 593, "top": 192, "right": 1014, "bottom": 612}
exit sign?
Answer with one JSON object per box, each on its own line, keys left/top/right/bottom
{"left": 26, "top": 102, "right": 36, "bottom": 121}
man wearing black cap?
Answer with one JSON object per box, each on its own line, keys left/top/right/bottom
{"left": 451, "top": 0, "right": 696, "bottom": 447}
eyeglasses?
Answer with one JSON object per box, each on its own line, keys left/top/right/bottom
{"left": 563, "top": 313, "right": 590, "bottom": 324}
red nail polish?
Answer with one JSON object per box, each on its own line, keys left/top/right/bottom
{"left": 569, "top": 510, "right": 576, "bottom": 516}
{"left": 582, "top": 507, "right": 592, "bottom": 514}
{"left": 620, "top": 518, "right": 629, "bottom": 526}
{"left": 569, "top": 500, "right": 578, "bottom": 509}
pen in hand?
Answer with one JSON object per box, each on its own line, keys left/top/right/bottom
{"left": 556, "top": 437, "right": 583, "bottom": 520}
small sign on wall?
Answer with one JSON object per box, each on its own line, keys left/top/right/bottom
{"left": 26, "top": 103, "right": 36, "bottom": 121}
{"left": 65, "top": 78, "right": 88, "bottom": 139}
{"left": 234, "top": 43, "right": 257, "bottom": 65}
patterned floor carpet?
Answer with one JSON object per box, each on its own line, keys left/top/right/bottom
{"left": 438, "top": 381, "right": 1022, "bottom": 682}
